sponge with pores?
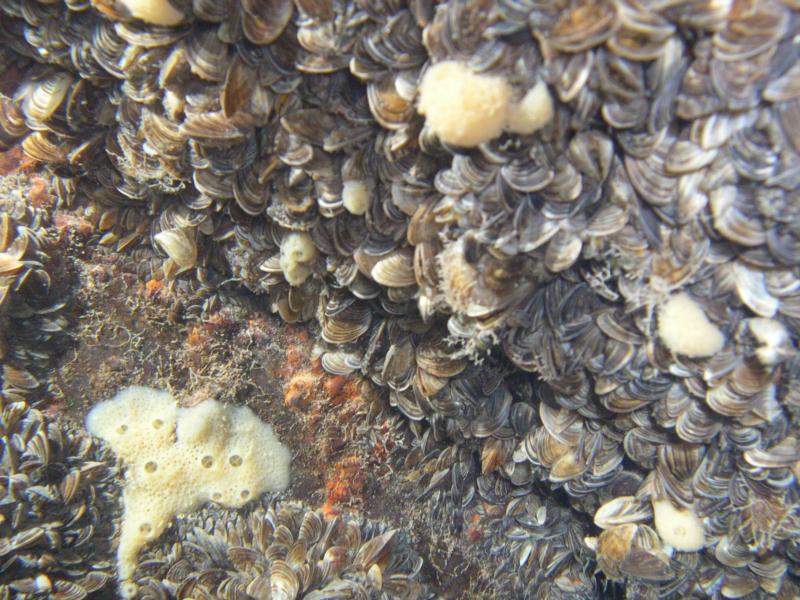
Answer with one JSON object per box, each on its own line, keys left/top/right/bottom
{"left": 86, "top": 386, "right": 291, "bottom": 581}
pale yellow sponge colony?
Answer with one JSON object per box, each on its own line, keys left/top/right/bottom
{"left": 657, "top": 292, "right": 725, "bottom": 357}
{"left": 417, "top": 61, "right": 554, "bottom": 147}
{"left": 86, "top": 386, "right": 291, "bottom": 581}
{"left": 652, "top": 499, "right": 706, "bottom": 552}
{"left": 342, "top": 180, "right": 371, "bottom": 215}
{"left": 279, "top": 231, "right": 317, "bottom": 285}
{"left": 418, "top": 61, "right": 510, "bottom": 147}
{"left": 118, "top": 0, "right": 185, "bottom": 26}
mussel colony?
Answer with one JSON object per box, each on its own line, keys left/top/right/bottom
{"left": 0, "top": 197, "right": 120, "bottom": 598}
{"left": 0, "top": 398, "right": 119, "bottom": 599}
{"left": 132, "top": 501, "right": 429, "bottom": 599}
{"left": 0, "top": 196, "right": 67, "bottom": 402}
{"left": 0, "top": 0, "right": 799, "bottom": 598}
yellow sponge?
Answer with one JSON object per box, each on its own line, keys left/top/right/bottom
{"left": 86, "top": 386, "right": 291, "bottom": 581}
{"left": 417, "top": 61, "right": 554, "bottom": 147}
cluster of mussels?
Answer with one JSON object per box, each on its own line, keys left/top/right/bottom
{"left": 0, "top": 196, "right": 119, "bottom": 598}
{"left": 1, "top": 0, "right": 799, "bottom": 597}
{"left": 0, "top": 400, "right": 120, "bottom": 599}
{"left": 0, "top": 196, "right": 67, "bottom": 405}
{"left": 133, "top": 500, "right": 430, "bottom": 600}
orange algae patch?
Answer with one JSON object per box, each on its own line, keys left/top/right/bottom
{"left": 204, "top": 311, "right": 238, "bottom": 334}
{"left": 283, "top": 372, "right": 316, "bottom": 409}
{"left": 466, "top": 514, "right": 483, "bottom": 542}
{"left": 275, "top": 331, "right": 375, "bottom": 514}
{"left": 28, "top": 177, "right": 50, "bottom": 207}
{"left": 323, "top": 374, "right": 348, "bottom": 399}
{"left": 323, "top": 454, "right": 367, "bottom": 514}
{"left": 185, "top": 326, "right": 207, "bottom": 348}
{"left": 288, "top": 326, "right": 310, "bottom": 344}
{"left": 274, "top": 341, "right": 313, "bottom": 379}
{"left": 245, "top": 315, "right": 275, "bottom": 345}
{"left": 54, "top": 213, "right": 93, "bottom": 238}
{"left": 286, "top": 346, "right": 305, "bottom": 370}
{"left": 145, "top": 278, "right": 165, "bottom": 297}
{"left": 370, "top": 441, "right": 389, "bottom": 464}
{"left": 19, "top": 153, "right": 41, "bottom": 173}
{"left": 325, "top": 375, "right": 360, "bottom": 407}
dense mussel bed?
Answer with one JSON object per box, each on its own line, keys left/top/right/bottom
{"left": 1, "top": 0, "right": 799, "bottom": 598}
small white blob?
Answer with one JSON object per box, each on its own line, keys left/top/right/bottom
{"left": 342, "top": 180, "right": 371, "bottom": 215}
{"left": 86, "top": 386, "right": 291, "bottom": 581}
{"left": 418, "top": 61, "right": 512, "bottom": 147}
{"left": 657, "top": 292, "right": 725, "bottom": 357}
{"left": 118, "top": 0, "right": 185, "bottom": 26}
{"left": 506, "top": 80, "right": 554, "bottom": 135}
{"left": 652, "top": 499, "right": 706, "bottom": 552}
{"left": 748, "top": 318, "right": 790, "bottom": 366}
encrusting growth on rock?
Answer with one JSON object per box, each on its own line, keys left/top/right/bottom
{"left": 85, "top": 386, "right": 291, "bottom": 584}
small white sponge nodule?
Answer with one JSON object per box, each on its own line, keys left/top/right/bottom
{"left": 657, "top": 293, "right": 725, "bottom": 358}
{"left": 118, "top": 0, "right": 185, "bottom": 26}
{"left": 342, "top": 180, "right": 371, "bottom": 216}
{"left": 86, "top": 386, "right": 291, "bottom": 580}
{"left": 652, "top": 499, "right": 706, "bottom": 552}
{"left": 279, "top": 232, "right": 317, "bottom": 285}
{"left": 506, "top": 80, "right": 554, "bottom": 135}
